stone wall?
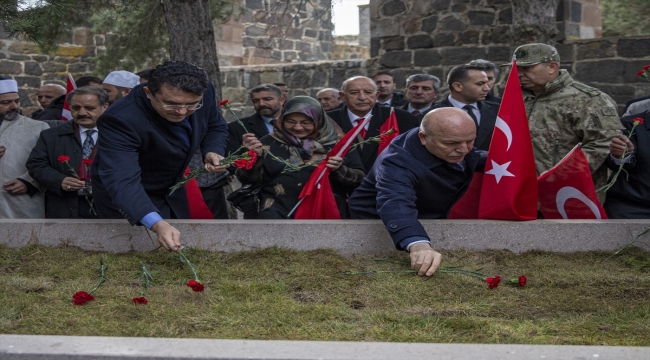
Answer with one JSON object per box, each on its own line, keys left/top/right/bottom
{"left": 0, "top": 39, "right": 98, "bottom": 116}
{"left": 239, "top": 0, "right": 334, "bottom": 65}
{"left": 557, "top": 0, "right": 602, "bottom": 40}
{"left": 217, "top": 36, "right": 650, "bottom": 119}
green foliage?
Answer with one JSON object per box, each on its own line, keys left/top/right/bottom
{"left": 602, "top": 0, "right": 650, "bottom": 37}
{"left": 0, "top": 0, "right": 79, "bottom": 52}
{"left": 91, "top": 0, "right": 168, "bottom": 74}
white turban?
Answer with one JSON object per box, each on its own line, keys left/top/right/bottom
{"left": 103, "top": 70, "right": 139, "bottom": 89}
{"left": 0, "top": 79, "right": 18, "bottom": 94}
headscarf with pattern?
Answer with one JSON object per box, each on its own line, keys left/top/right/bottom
{"left": 271, "top": 96, "right": 342, "bottom": 164}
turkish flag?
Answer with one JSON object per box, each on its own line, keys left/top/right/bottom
{"left": 183, "top": 167, "right": 213, "bottom": 219}
{"left": 538, "top": 145, "right": 607, "bottom": 219}
{"left": 378, "top": 107, "right": 399, "bottom": 155}
{"left": 478, "top": 59, "right": 538, "bottom": 220}
{"left": 61, "top": 74, "right": 76, "bottom": 121}
{"left": 294, "top": 117, "right": 370, "bottom": 219}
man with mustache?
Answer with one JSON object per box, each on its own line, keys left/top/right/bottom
{"left": 27, "top": 87, "right": 108, "bottom": 218}
{"left": 327, "top": 76, "right": 419, "bottom": 172}
{"left": 430, "top": 64, "right": 498, "bottom": 152}
{"left": 0, "top": 76, "right": 50, "bottom": 218}
{"left": 513, "top": 43, "right": 621, "bottom": 200}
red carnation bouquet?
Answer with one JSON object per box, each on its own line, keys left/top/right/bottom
{"left": 169, "top": 149, "right": 258, "bottom": 195}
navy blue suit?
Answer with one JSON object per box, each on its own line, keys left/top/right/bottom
{"left": 349, "top": 128, "right": 481, "bottom": 250}
{"left": 91, "top": 83, "right": 228, "bottom": 224}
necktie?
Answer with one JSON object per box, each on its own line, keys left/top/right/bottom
{"left": 355, "top": 118, "right": 367, "bottom": 139}
{"left": 462, "top": 105, "right": 479, "bottom": 129}
{"left": 412, "top": 110, "right": 420, "bottom": 116}
{"left": 270, "top": 119, "right": 277, "bottom": 127}
{"left": 82, "top": 129, "right": 96, "bottom": 159}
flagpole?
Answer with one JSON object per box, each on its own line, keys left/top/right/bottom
{"left": 286, "top": 115, "right": 373, "bottom": 218}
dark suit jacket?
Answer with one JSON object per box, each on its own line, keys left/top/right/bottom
{"left": 348, "top": 128, "right": 481, "bottom": 250}
{"left": 91, "top": 83, "right": 228, "bottom": 225}
{"left": 604, "top": 111, "right": 650, "bottom": 218}
{"left": 226, "top": 112, "right": 271, "bottom": 155}
{"left": 327, "top": 104, "right": 419, "bottom": 172}
{"left": 31, "top": 95, "right": 64, "bottom": 121}
{"left": 26, "top": 121, "right": 92, "bottom": 218}
{"left": 430, "top": 96, "right": 499, "bottom": 151}
{"left": 623, "top": 95, "right": 650, "bottom": 114}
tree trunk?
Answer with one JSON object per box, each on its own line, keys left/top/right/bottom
{"left": 160, "top": 0, "right": 222, "bottom": 98}
{"left": 510, "top": 0, "right": 560, "bottom": 45}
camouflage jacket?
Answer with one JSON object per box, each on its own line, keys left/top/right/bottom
{"left": 523, "top": 70, "right": 622, "bottom": 192}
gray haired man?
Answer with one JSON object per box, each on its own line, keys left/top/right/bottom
{"left": 402, "top": 74, "right": 441, "bottom": 116}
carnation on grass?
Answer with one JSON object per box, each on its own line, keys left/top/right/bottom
{"left": 4, "top": 245, "right": 650, "bottom": 345}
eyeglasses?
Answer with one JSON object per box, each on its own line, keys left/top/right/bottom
{"left": 284, "top": 119, "right": 315, "bottom": 127}
{"left": 151, "top": 93, "right": 203, "bottom": 111}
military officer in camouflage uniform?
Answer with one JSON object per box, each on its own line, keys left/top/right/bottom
{"left": 514, "top": 43, "right": 622, "bottom": 200}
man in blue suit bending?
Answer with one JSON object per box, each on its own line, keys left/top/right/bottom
{"left": 92, "top": 61, "right": 228, "bottom": 252}
{"left": 349, "top": 108, "right": 483, "bottom": 277}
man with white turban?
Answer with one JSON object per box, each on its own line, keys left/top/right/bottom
{"left": 0, "top": 76, "right": 49, "bottom": 218}
{"left": 101, "top": 70, "right": 140, "bottom": 106}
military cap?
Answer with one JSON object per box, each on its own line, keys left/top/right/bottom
{"left": 513, "top": 43, "right": 560, "bottom": 66}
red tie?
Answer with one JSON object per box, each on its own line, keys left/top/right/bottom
{"left": 355, "top": 118, "right": 367, "bottom": 139}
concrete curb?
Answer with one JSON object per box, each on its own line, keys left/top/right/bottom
{"left": 1, "top": 219, "right": 650, "bottom": 255}
{"left": 1, "top": 335, "right": 648, "bottom": 360}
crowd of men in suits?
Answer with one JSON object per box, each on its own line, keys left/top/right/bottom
{"left": 1, "top": 45, "right": 648, "bottom": 242}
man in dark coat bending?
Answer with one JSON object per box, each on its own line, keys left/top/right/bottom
{"left": 91, "top": 61, "right": 229, "bottom": 252}
{"left": 349, "top": 108, "right": 482, "bottom": 277}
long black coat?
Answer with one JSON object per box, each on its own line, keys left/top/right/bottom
{"left": 604, "top": 111, "right": 650, "bottom": 219}
{"left": 326, "top": 104, "right": 419, "bottom": 172}
{"left": 26, "top": 121, "right": 91, "bottom": 218}
{"left": 430, "top": 96, "right": 499, "bottom": 151}
{"left": 236, "top": 135, "right": 366, "bottom": 219}
{"left": 91, "top": 83, "right": 228, "bottom": 225}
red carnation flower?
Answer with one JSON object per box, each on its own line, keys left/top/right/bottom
{"left": 187, "top": 279, "right": 204, "bottom": 292}
{"left": 58, "top": 155, "right": 71, "bottom": 163}
{"left": 72, "top": 291, "right": 94, "bottom": 305}
{"left": 518, "top": 275, "right": 527, "bottom": 287}
{"left": 644, "top": 64, "right": 650, "bottom": 70}
{"left": 132, "top": 296, "right": 148, "bottom": 305}
{"left": 486, "top": 275, "right": 501, "bottom": 289}
{"left": 233, "top": 159, "right": 248, "bottom": 169}
{"left": 218, "top": 99, "right": 229, "bottom": 107}
{"left": 633, "top": 117, "right": 644, "bottom": 126}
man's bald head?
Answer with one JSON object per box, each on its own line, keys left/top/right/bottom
{"left": 419, "top": 108, "right": 477, "bottom": 163}
{"left": 37, "top": 84, "right": 66, "bottom": 109}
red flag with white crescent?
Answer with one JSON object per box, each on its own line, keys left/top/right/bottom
{"left": 183, "top": 167, "right": 214, "bottom": 219}
{"left": 294, "top": 117, "right": 371, "bottom": 219}
{"left": 538, "top": 145, "right": 607, "bottom": 219}
{"left": 478, "top": 59, "right": 538, "bottom": 220}
{"left": 378, "top": 107, "right": 399, "bottom": 155}
{"left": 61, "top": 74, "right": 76, "bottom": 121}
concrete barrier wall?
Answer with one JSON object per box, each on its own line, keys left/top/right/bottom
{"left": 1, "top": 334, "right": 648, "bottom": 360}
{"left": 1, "top": 219, "right": 649, "bottom": 254}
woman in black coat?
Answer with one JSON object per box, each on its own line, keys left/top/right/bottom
{"left": 236, "top": 96, "right": 365, "bottom": 219}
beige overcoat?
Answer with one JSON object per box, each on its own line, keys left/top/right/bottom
{"left": 0, "top": 114, "right": 49, "bottom": 218}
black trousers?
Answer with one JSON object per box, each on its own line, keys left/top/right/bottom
{"left": 200, "top": 183, "right": 228, "bottom": 219}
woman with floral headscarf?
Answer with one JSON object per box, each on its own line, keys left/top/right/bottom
{"left": 236, "top": 96, "right": 365, "bottom": 219}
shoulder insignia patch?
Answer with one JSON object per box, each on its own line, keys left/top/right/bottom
{"left": 570, "top": 82, "right": 600, "bottom": 96}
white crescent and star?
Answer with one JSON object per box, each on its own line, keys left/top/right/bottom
{"left": 485, "top": 160, "right": 515, "bottom": 183}
{"left": 555, "top": 186, "right": 602, "bottom": 219}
